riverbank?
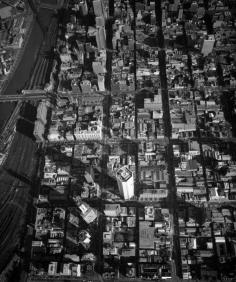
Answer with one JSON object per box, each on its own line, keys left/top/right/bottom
{"left": 0, "top": 6, "right": 58, "bottom": 276}
{"left": 0, "top": 12, "right": 34, "bottom": 95}
{"left": 0, "top": 8, "right": 55, "bottom": 131}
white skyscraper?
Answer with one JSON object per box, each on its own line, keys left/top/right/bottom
{"left": 201, "top": 35, "right": 215, "bottom": 57}
{"left": 116, "top": 166, "right": 134, "bottom": 200}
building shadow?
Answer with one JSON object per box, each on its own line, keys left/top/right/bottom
{"left": 220, "top": 90, "right": 236, "bottom": 137}
{"left": 105, "top": 18, "right": 114, "bottom": 91}
{"left": 136, "top": 88, "right": 154, "bottom": 109}
{"left": 117, "top": 138, "right": 138, "bottom": 156}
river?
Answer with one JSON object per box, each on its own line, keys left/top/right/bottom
{"left": 0, "top": 6, "right": 57, "bottom": 275}
{"left": 0, "top": 8, "right": 55, "bottom": 130}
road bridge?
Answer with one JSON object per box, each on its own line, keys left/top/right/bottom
{"left": 0, "top": 90, "right": 111, "bottom": 103}
{"left": 0, "top": 90, "right": 55, "bottom": 102}
{"left": 0, "top": 89, "right": 52, "bottom": 149}
{"left": 0, "top": 94, "right": 48, "bottom": 102}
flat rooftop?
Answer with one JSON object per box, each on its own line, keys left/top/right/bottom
{"left": 116, "top": 166, "right": 132, "bottom": 182}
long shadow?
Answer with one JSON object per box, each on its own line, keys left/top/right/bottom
{"left": 16, "top": 118, "right": 35, "bottom": 139}
{"left": 102, "top": 95, "right": 111, "bottom": 137}
{"left": 14, "top": 101, "right": 38, "bottom": 141}
{"left": 105, "top": 18, "right": 114, "bottom": 90}
{"left": 136, "top": 88, "right": 154, "bottom": 109}
{"left": 3, "top": 168, "right": 33, "bottom": 186}
{"left": 220, "top": 90, "right": 236, "bottom": 137}
{"left": 16, "top": 101, "right": 38, "bottom": 139}
{"left": 20, "top": 102, "right": 37, "bottom": 121}
{"left": 45, "top": 146, "right": 73, "bottom": 163}
{"left": 118, "top": 138, "right": 138, "bottom": 156}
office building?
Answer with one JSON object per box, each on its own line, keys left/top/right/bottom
{"left": 116, "top": 166, "right": 134, "bottom": 200}
{"left": 201, "top": 35, "right": 215, "bottom": 56}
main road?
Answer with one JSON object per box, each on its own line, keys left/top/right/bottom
{"left": 155, "top": 0, "right": 182, "bottom": 278}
